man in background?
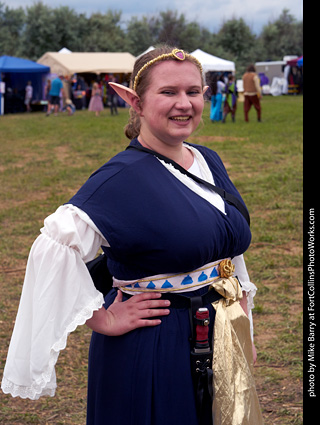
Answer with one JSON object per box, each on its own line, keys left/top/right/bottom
{"left": 47, "top": 75, "right": 64, "bottom": 116}
{"left": 242, "top": 65, "right": 262, "bottom": 122}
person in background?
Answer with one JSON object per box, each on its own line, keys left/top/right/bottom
{"left": 209, "top": 74, "right": 225, "bottom": 122}
{"left": 24, "top": 81, "right": 33, "bottom": 112}
{"left": 47, "top": 75, "right": 64, "bottom": 116}
{"left": 107, "top": 75, "right": 118, "bottom": 115}
{"left": 222, "top": 74, "right": 238, "bottom": 123}
{"left": 242, "top": 65, "right": 262, "bottom": 122}
{"left": 62, "top": 99, "right": 76, "bottom": 116}
{"left": 73, "top": 82, "right": 87, "bottom": 110}
{"left": 44, "top": 79, "right": 52, "bottom": 113}
{"left": 88, "top": 82, "right": 104, "bottom": 117}
{"left": 62, "top": 76, "right": 72, "bottom": 109}
{"left": 1, "top": 45, "right": 264, "bottom": 425}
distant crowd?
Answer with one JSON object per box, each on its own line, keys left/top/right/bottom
{"left": 44, "top": 73, "right": 130, "bottom": 117}
{"left": 3, "top": 64, "right": 302, "bottom": 119}
{"left": 3, "top": 73, "right": 130, "bottom": 116}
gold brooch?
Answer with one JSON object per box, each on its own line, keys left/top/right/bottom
{"left": 219, "top": 259, "right": 235, "bottom": 278}
{"left": 172, "top": 49, "right": 185, "bottom": 61}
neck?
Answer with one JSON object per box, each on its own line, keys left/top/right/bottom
{"left": 137, "top": 135, "right": 193, "bottom": 169}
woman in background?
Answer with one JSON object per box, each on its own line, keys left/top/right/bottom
{"left": 88, "top": 82, "right": 104, "bottom": 117}
{"left": 210, "top": 74, "right": 225, "bottom": 122}
{"left": 223, "top": 74, "right": 238, "bottom": 123}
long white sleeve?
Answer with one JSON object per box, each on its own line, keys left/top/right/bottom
{"left": 1, "top": 205, "right": 106, "bottom": 400}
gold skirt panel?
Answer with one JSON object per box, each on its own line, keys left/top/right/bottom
{"left": 210, "top": 277, "right": 264, "bottom": 425}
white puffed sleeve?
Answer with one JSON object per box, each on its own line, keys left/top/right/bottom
{"left": 1, "top": 205, "right": 106, "bottom": 400}
{"left": 233, "top": 254, "right": 258, "bottom": 341}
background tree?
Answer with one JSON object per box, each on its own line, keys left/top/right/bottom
{"left": 156, "top": 10, "right": 187, "bottom": 47}
{"left": 82, "top": 11, "right": 127, "bottom": 52}
{"left": 212, "top": 17, "right": 260, "bottom": 76}
{"left": 126, "top": 16, "right": 160, "bottom": 56}
{"left": 0, "top": 2, "right": 25, "bottom": 57}
{"left": 51, "top": 6, "right": 86, "bottom": 52}
{"left": 0, "top": 2, "right": 303, "bottom": 68}
{"left": 259, "top": 9, "right": 303, "bottom": 60}
{"left": 179, "top": 21, "right": 203, "bottom": 52}
{"left": 19, "top": 2, "right": 56, "bottom": 60}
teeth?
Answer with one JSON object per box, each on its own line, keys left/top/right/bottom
{"left": 170, "top": 116, "right": 190, "bottom": 121}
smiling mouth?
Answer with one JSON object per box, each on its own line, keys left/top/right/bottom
{"left": 169, "top": 116, "right": 191, "bottom": 121}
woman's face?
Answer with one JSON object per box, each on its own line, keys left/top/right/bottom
{"left": 138, "top": 60, "right": 204, "bottom": 149}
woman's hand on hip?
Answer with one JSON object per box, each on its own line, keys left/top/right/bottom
{"left": 86, "top": 291, "right": 170, "bottom": 336}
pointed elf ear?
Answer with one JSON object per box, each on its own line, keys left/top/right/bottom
{"left": 108, "top": 82, "right": 139, "bottom": 107}
{"left": 203, "top": 85, "right": 209, "bottom": 95}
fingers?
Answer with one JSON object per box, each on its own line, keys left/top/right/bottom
{"left": 88, "top": 292, "right": 172, "bottom": 336}
{"left": 121, "top": 292, "right": 171, "bottom": 321}
{"left": 137, "top": 298, "right": 171, "bottom": 311}
{"left": 131, "top": 293, "right": 171, "bottom": 328}
{"left": 135, "top": 318, "right": 163, "bottom": 328}
{"left": 113, "top": 290, "right": 167, "bottom": 305}
{"left": 114, "top": 290, "right": 123, "bottom": 303}
{"left": 128, "top": 292, "right": 163, "bottom": 302}
{"left": 104, "top": 291, "right": 171, "bottom": 336}
{"left": 123, "top": 291, "right": 171, "bottom": 310}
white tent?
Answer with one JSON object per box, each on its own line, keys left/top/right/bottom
{"left": 136, "top": 46, "right": 155, "bottom": 59}
{"left": 37, "top": 52, "right": 136, "bottom": 75}
{"left": 58, "top": 47, "right": 72, "bottom": 54}
{"left": 191, "top": 49, "right": 235, "bottom": 73}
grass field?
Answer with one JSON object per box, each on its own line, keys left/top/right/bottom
{"left": 0, "top": 95, "right": 303, "bottom": 424}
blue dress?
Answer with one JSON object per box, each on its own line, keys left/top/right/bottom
{"left": 210, "top": 81, "right": 226, "bottom": 122}
{"left": 69, "top": 138, "right": 251, "bottom": 425}
{"left": 210, "top": 93, "right": 223, "bottom": 121}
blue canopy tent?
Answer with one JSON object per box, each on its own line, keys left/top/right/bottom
{"left": 0, "top": 56, "right": 50, "bottom": 114}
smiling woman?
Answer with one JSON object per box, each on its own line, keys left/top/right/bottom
{"left": 135, "top": 60, "right": 205, "bottom": 165}
{"left": 1, "top": 45, "right": 264, "bottom": 425}
{"left": 109, "top": 46, "right": 207, "bottom": 167}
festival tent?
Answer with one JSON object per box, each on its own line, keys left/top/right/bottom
{"left": 136, "top": 46, "right": 155, "bottom": 58}
{"left": 0, "top": 56, "right": 50, "bottom": 115}
{"left": 58, "top": 47, "right": 72, "bottom": 54}
{"left": 37, "top": 52, "right": 136, "bottom": 76}
{"left": 0, "top": 55, "right": 50, "bottom": 74}
{"left": 190, "top": 49, "right": 235, "bottom": 73}
{"left": 287, "top": 56, "right": 303, "bottom": 67}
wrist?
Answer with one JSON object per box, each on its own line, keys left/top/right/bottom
{"left": 240, "top": 291, "right": 249, "bottom": 316}
{"left": 86, "top": 306, "right": 110, "bottom": 335}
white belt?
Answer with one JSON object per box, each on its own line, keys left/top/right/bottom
{"left": 113, "top": 258, "right": 232, "bottom": 294}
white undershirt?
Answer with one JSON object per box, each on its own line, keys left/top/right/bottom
{"left": 159, "top": 143, "right": 226, "bottom": 215}
{"left": 1, "top": 146, "right": 257, "bottom": 400}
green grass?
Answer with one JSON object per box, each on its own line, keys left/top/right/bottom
{"left": 0, "top": 95, "right": 303, "bottom": 424}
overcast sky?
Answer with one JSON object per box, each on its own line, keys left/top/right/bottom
{"left": 7, "top": 0, "right": 303, "bottom": 34}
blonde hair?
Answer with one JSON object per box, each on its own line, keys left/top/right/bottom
{"left": 124, "top": 45, "right": 204, "bottom": 140}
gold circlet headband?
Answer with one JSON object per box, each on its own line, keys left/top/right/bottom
{"left": 133, "top": 48, "right": 203, "bottom": 92}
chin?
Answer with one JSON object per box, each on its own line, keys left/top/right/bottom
{"left": 171, "top": 127, "right": 196, "bottom": 141}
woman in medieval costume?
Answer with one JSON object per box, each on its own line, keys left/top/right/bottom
{"left": 1, "top": 45, "right": 264, "bottom": 425}
{"left": 209, "top": 74, "right": 225, "bottom": 122}
{"left": 223, "top": 74, "right": 238, "bottom": 123}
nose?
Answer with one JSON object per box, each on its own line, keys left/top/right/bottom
{"left": 175, "top": 92, "right": 192, "bottom": 109}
